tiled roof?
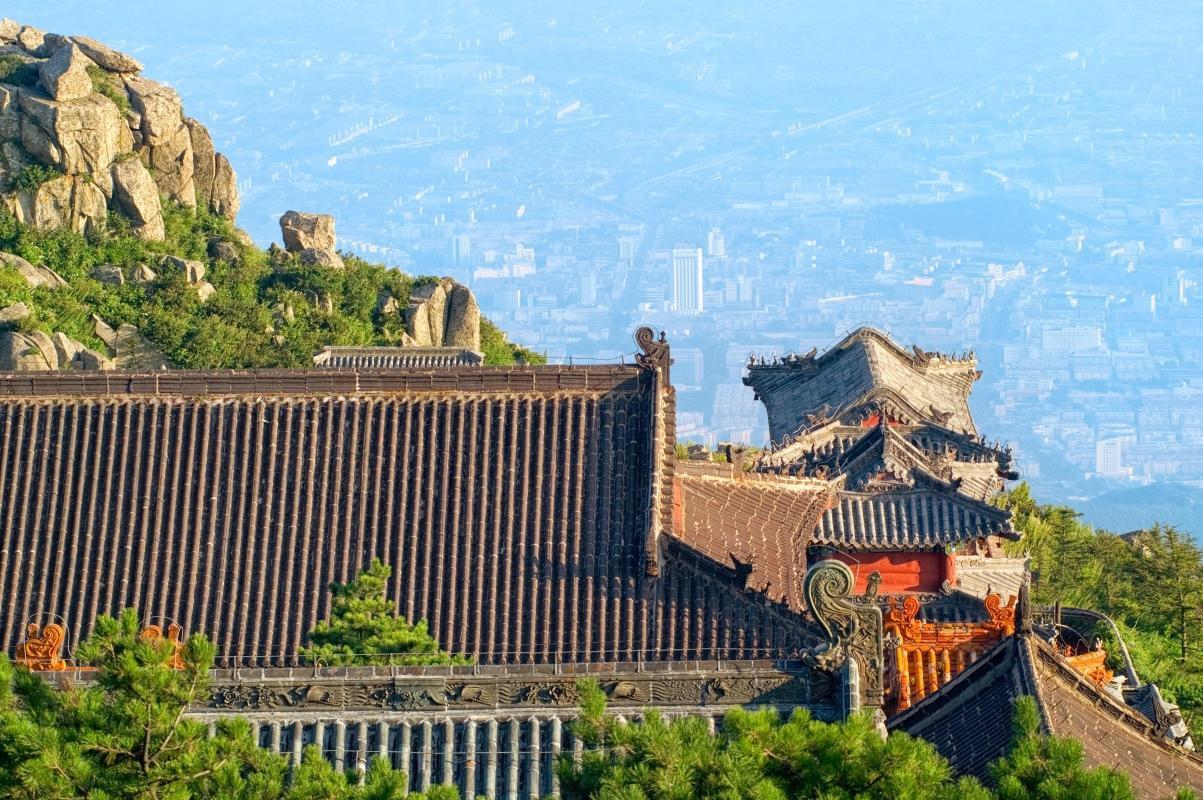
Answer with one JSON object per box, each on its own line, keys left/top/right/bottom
{"left": 313, "top": 346, "right": 484, "bottom": 368}
{"left": 814, "top": 475, "right": 1016, "bottom": 551}
{"left": 891, "top": 634, "right": 1203, "bottom": 798}
{"left": 744, "top": 328, "right": 980, "bottom": 443}
{"left": 759, "top": 421, "right": 1011, "bottom": 501}
{"left": 0, "top": 365, "right": 676, "bottom": 666}
{"left": 670, "top": 462, "right": 834, "bottom": 611}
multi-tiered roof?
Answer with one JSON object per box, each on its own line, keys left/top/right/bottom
{"left": 745, "top": 327, "right": 1020, "bottom": 556}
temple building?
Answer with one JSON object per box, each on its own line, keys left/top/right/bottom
{"left": 1, "top": 326, "right": 1200, "bottom": 798}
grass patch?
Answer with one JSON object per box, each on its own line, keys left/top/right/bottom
{"left": 0, "top": 54, "right": 39, "bottom": 87}
{"left": 10, "top": 164, "right": 63, "bottom": 194}
{"left": 86, "top": 64, "right": 130, "bottom": 114}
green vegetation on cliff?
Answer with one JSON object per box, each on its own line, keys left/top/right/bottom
{"left": 1000, "top": 484, "right": 1203, "bottom": 738}
{"left": 0, "top": 204, "right": 542, "bottom": 368}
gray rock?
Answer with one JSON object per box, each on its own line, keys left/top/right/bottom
{"left": 15, "top": 25, "right": 46, "bottom": 57}
{"left": 298, "top": 247, "right": 344, "bottom": 270}
{"left": 109, "top": 157, "right": 165, "bottom": 241}
{"left": 210, "top": 152, "right": 239, "bottom": 220}
{"left": 42, "top": 33, "right": 69, "bottom": 56}
{"left": 124, "top": 76, "right": 194, "bottom": 206}
{"left": 0, "top": 85, "right": 21, "bottom": 142}
{"left": 207, "top": 237, "right": 239, "bottom": 264}
{"left": 39, "top": 42, "right": 94, "bottom": 102}
{"left": 92, "top": 313, "right": 117, "bottom": 347}
{"left": 75, "top": 346, "right": 112, "bottom": 370}
{"left": 113, "top": 322, "right": 169, "bottom": 370}
{"left": 70, "top": 35, "right": 143, "bottom": 73}
{"left": 195, "top": 280, "right": 216, "bottom": 302}
{"left": 0, "top": 19, "right": 19, "bottom": 43}
{"left": 0, "top": 251, "right": 67, "bottom": 287}
{"left": 161, "top": 255, "right": 206, "bottom": 283}
{"left": 184, "top": 117, "right": 215, "bottom": 204}
{"left": 279, "top": 210, "right": 335, "bottom": 252}
{"left": 5, "top": 174, "right": 107, "bottom": 236}
{"left": 0, "top": 302, "right": 30, "bottom": 326}
{"left": 140, "top": 121, "right": 195, "bottom": 207}
{"left": 19, "top": 91, "right": 131, "bottom": 176}
{"left": 132, "top": 263, "right": 157, "bottom": 283}
{"left": 405, "top": 279, "right": 449, "bottom": 347}
{"left": 124, "top": 76, "right": 181, "bottom": 146}
{"left": 91, "top": 263, "right": 124, "bottom": 285}
{"left": 445, "top": 281, "right": 481, "bottom": 350}
{"left": 0, "top": 330, "right": 54, "bottom": 370}
{"left": 51, "top": 331, "right": 83, "bottom": 364}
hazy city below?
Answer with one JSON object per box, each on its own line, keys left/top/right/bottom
{"left": 15, "top": 0, "right": 1203, "bottom": 531}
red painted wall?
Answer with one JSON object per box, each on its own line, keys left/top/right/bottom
{"left": 831, "top": 551, "right": 946, "bottom": 593}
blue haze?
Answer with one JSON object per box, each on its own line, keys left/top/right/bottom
{"left": 12, "top": 1, "right": 1203, "bottom": 529}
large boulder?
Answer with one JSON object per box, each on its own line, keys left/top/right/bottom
{"left": 184, "top": 117, "right": 215, "bottom": 203}
{"left": 0, "top": 252, "right": 66, "bottom": 287}
{"left": 15, "top": 25, "right": 46, "bottom": 57}
{"left": 445, "top": 282, "right": 481, "bottom": 350}
{"left": 279, "top": 210, "right": 336, "bottom": 252}
{"left": 39, "top": 42, "right": 94, "bottom": 102}
{"left": 124, "top": 76, "right": 195, "bottom": 206}
{"left": 0, "top": 85, "right": 21, "bottom": 141}
{"left": 70, "top": 35, "right": 142, "bottom": 73}
{"left": 0, "top": 302, "right": 29, "bottom": 326}
{"left": 112, "top": 322, "right": 169, "bottom": 370}
{"left": 210, "top": 153, "right": 238, "bottom": 219}
{"left": 403, "top": 278, "right": 482, "bottom": 350}
{"left": 298, "top": 247, "right": 344, "bottom": 270}
{"left": 19, "top": 91, "right": 131, "bottom": 177}
{"left": 405, "top": 280, "right": 449, "bottom": 347}
{"left": 162, "top": 255, "right": 205, "bottom": 283}
{"left": 0, "top": 19, "right": 19, "bottom": 43}
{"left": 109, "top": 157, "right": 165, "bottom": 241}
{"left": 0, "top": 330, "right": 55, "bottom": 370}
{"left": 5, "top": 173, "right": 106, "bottom": 235}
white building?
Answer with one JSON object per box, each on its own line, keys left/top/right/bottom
{"left": 671, "top": 246, "right": 704, "bottom": 313}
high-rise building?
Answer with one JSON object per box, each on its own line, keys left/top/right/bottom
{"left": 578, "top": 272, "right": 598, "bottom": 306}
{"left": 671, "top": 246, "right": 704, "bottom": 313}
{"left": 707, "top": 227, "right": 726, "bottom": 258}
{"left": 618, "top": 236, "right": 637, "bottom": 261}
{"left": 451, "top": 234, "right": 471, "bottom": 267}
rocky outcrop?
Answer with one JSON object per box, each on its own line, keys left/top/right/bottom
{"left": 0, "top": 21, "right": 240, "bottom": 236}
{"left": 279, "top": 210, "right": 343, "bottom": 269}
{"left": 404, "top": 277, "right": 482, "bottom": 351}
{"left": 280, "top": 210, "right": 336, "bottom": 251}
{"left": 109, "top": 156, "right": 165, "bottom": 240}
{"left": 70, "top": 35, "right": 142, "bottom": 74}
{"left": 161, "top": 254, "right": 215, "bottom": 301}
{"left": 39, "top": 42, "right": 93, "bottom": 102}
{"left": 0, "top": 327, "right": 110, "bottom": 370}
{"left": 0, "top": 301, "right": 29, "bottom": 325}
{"left": 0, "top": 251, "right": 66, "bottom": 287}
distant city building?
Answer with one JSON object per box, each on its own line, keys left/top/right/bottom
{"left": 707, "top": 227, "right": 726, "bottom": 258}
{"left": 671, "top": 246, "right": 704, "bottom": 313}
{"left": 451, "top": 234, "right": 471, "bottom": 267}
{"left": 1095, "top": 437, "right": 1132, "bottom": 478}
{"left": 578, "top": 272, "right": 598, "bottom": 306}
{"left": 618, "top": 235, "right": 638, "bottom": 261}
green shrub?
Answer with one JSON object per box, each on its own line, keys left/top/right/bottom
{"left": 86, "top": 64, "right": 130, "bottom": 113}
{"left": 0, "top": 202, "right": 537, "bottom": 368}
{"left": 0, "top": 54, "right": 39, "bottom": 87}
{"left": 10, "top": 164, "right": 62, "bottom": 194}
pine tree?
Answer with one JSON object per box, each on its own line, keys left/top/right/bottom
{"left": 303, "top": 558, "right": 469, "bottom": 666}
{"left": 558, "top": 679, "right": 992, "bottom": 800}
{"left": 990, "top": 696, "right": 1135, "bottom": 800}
{"left": 0, "top": 608, "right": 289, "bottom": 799}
